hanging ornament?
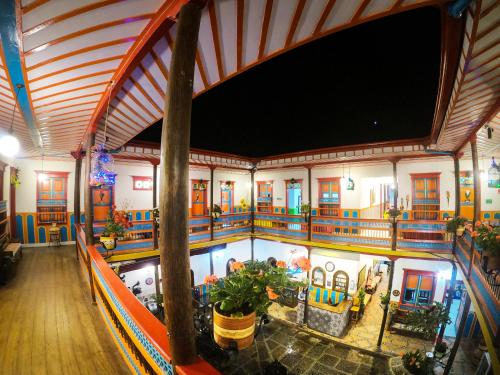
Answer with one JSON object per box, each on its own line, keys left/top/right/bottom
{"left": 90, "top": 143, "right": 116, "bottom": 186}
{"left": 89, "top": 81, "right": 116, "bottom": 187}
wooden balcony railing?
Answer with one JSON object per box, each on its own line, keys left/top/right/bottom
{"left": 254, "top": 213, "right": 308, "bottom": 239}
{"left": 75, "top": 225, "right": 219, "bottom": 375}
{"left": 213, "top": 212, "right": 251, "bottom": 239}
{"left": 456, "top": 231, "right": 500, "bottom": 342}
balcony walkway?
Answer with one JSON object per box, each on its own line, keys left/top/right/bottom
{"left": 0, "top": 245, "right": 129, "bottom": 375}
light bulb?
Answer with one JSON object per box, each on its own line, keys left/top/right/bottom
{"left": 38, "top": 173, "right": 47, "bottom": 182}
{"left": 0, "top": 134, "right": 20, "bottom": 157}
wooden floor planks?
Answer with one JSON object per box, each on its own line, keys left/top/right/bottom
{"left": 0, "top": 246, "right": 130, "bottom": 375}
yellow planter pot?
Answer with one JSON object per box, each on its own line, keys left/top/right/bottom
{"left": 213, "top": 305, "right": 256, "bottom": 350}
{"left": 100, "top": 236, "right": 117, "bottom": 250}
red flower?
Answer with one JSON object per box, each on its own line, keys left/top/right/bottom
{"left": 276, "top": 260, "right": 287, "bottom": 268}
{"left": 231, "top": 261, "right": 245, "bottom": 271}
{"left": 204, "top": 275, "right": 218, "bottom": 285}
{"left": 266, "top": 286, "right": 279, "bottom": 300}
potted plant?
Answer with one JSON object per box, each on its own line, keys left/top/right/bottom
{"left": 404, "top": 302, "right": 451, "bottom": 340}
{"left": 388, "top": 208, "right": 401, "bottom": 221}
{"left": 211, "top": 204, "right": 222, "bottom": 220}
{"left": 434, "top": 339, "right": 448, "bottom": 359}
{"left": 402, "top": 349, "right": 427, "bottom": 375}
{"left": 446, "top": 216, "right": 467, "bottom": 236}
{"left": 379, "top": 291, "right": 390, "bottom": 309}
{"left": 100, "top": 206, "right": 133, "bottom": 250}
{"left": 358, "top": 287, "right": 366, "bottom": 314}
{"left": 300, "top": 202, "right": 311, "bottom": 222}
{"left": 472, "top": 221, "right": 500, "bottom": 271}
{"left": 208, "top": 260, "right": 304, "bottom": 350}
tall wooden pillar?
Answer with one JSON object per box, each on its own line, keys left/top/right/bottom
{"left": 158, "top": 1, "right": 202, "bottom": 365}
{"left": 73, "top": 153, "right": 83, "bottom": 225}
{"left": 377, "top": 159, "right": 398, "bottom": 349}
{"left": 210, "top": 166, "right": 215, "bottom": 241}
{"left": 84, "top": 133, "right": 95, "bottom": 245}
{"left": 250, "top": 166, "right": 255, "bottom": 234}
{"left": 469, "top": 137, "right": 480, "bottom": 278}
{"left": 9, "top": 167, "right": 17, "bottom": 239}
{"left": 152, "top": 161, "right": 159, "bottom": 249}
{"left": 307, "top": 166, "right": 312, "bottom": 241}
{"left": 453, "top": 154, "right": 461, "bottom": 218}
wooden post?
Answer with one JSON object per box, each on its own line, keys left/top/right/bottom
{"left": 72, "top": 153, "right": 83, "bottom": 259}
{"left": 469, "top": 137, "right": 480, "bottom": 278}
{"left": 453, "top": 154, "right": 461, "bottom": 218}
{"left": 9, "top": 167, "right": 17, "bottom": 239}
{"left": 307, "top": 166, "right": 312, "bottom": 241}
{"left": 158, "top": 1, "right": 202, "bottom": 365}
{"left": 210, "top": 166, "right": 215, "bottom": 241}
{"left": 152, "top": 162, "right": 159, "bottom": 249}
{"left": 377, "top": 159, "right": 398, "bottom": 349}
{"left": 250, "top": 166, "right": 255, "bottom": 234}
{"left": 443, "top": 293, "right": 471, "bottom": 375}
{"left": 84, "top": 133, "right": 95, "bottom": 246}
{"left": 73, "top": 153, "right": 83, "bottom": 225}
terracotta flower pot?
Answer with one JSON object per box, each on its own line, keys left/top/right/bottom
{"left": 213, "top": 304, "right": 256, "bottom": 350}
{"left": 100, "top": 236, "right": 117, "bottom": 250}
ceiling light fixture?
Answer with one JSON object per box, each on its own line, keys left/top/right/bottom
{"left": 0, "top": 84, "right": 24, "bottom": 158}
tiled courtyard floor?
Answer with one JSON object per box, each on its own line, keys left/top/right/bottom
{"left": 212, "top": 319, "right": 390, "bottom": 374}
{"left": 268, "top": 276, "right": 475, "bottom": 374}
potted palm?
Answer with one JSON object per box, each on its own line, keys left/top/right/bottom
{"left": 446, "top": 216, "right": 467, "bottom": 236}
{"left": 100, "top": 206, "right": 132, "bottom": 250}
{"left": 208, "top": 260, "right": 304, "bottom": 350}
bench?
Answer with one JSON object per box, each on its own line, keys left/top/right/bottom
{"left": 4, "top": 243, "right": 22, "bottom": 260}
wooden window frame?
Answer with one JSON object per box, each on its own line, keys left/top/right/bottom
{"left": 399, "top": 269, "right": 436, "bottom": 308}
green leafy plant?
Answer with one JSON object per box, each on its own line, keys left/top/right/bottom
{"left": 379, "top": 291, "right": 391, "bottom": 308}
{"left": 402, "top": 349, "right": 427, "bottom": 375}
{"left": 404, "top": 302, "right": 451, "bottom": 340}
{"left": 211, "top": 204, "right": 222, "bottom": 219}
{"left": 472, "top": 221, "right": 500, "bottom": 256}
{"left": 434, "top": 340, "right": 447, "bottom": 354}
{"left": 209, "top": 260, "right": 304, "bottom": 317}
{"left": 388, "top": 208, "right": 401, "bottom": 218}
{"left": 357, "top": 288, "right": 366, "bottom": 313}
{"left": 445, "top": 216, "right": 467, "bottom": 233}
{"left": 300, "top": 202, "right": 311, "bottom": 214}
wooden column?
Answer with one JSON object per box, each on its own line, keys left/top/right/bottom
{"left": 469, "top": 137, "right": 480, "bottom": 278}
{"left": 453, "top": 154, "right": 461, "bottom": 218}
{"left": 84, "top": 133, "right": 95, "bottom": 245}
{"left": 377, "top": 159, "right": 398, "bottom": 348}
{"left": 152, "top": 161, "right": 159, "bottom": 249}
{"left": 210, "top": 166, "right": 215, "bottom": 241}
{"left": 158, "top": 1, "right": 202, "bottom": 365}
{"left": 443, "top": 293, "right": 471, "bottom": 375}
{"left": 9, "top": 167, "right": 17, "bottom": 239}
{"left": 73, "top": 154, "right": 82, "bottom": 226}
{"left": 307, "top": 166, "right": 312, "bottom": 241}
{"left": 250, "top": 166, "right": 255, "bottom": 234}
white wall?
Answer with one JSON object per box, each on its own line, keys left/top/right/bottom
{"left": 212, "top": 240, "right": 252, "bottom": 278}
{"left": 190, "top": 253, "right": 211, "bottom": 285}
{"left": 213, "top": 169, "right": 251, "bottom": 208}
{"left": 255, "top": 168, "right": 309, "bottom": 208}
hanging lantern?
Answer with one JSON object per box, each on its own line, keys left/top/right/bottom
{"left": 89, "top": 143, "right": 116, "bottom": 186}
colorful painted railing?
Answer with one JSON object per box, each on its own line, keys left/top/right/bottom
{"left": 456, "top": 231, "right": 500, "bottom": 342}
{"left": 75, "top": 225, "right": 219, "bottom": 375}
{"left": 94, "top": 220, "right": 154, "bottom": 254}
{"left": 254, "top": 213, "right": 308, "bottom": 239}
{"left": 213, "top": 212, "right": 251, "bottom": 239}
{"left": 189, "top": 216, "right": 210, "bottom": 243}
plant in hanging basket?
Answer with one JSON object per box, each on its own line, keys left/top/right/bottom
{"left": 209, "top": 260, "right": 304, "bottom": 350}
{"left": 472, "top": 221, "right": 500, "bottom": 256}
{"left": 388, "top": 208, "right": 401, "bottom": 219}
{"left": 445, "top": 216, "right": 468, "bottom": 234}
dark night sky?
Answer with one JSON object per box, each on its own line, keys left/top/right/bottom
{"left": 135, "top": 7, "right": 441, "bottom": 158}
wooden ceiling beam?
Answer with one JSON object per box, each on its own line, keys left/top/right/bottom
{"left": 285, "top": 0, "right": 306, "bottom": 48}
{"left": 258, "top": 0, "right": 274, "bottom": 59}
{"left": 208, "top": 0, "right": 225, "bottom": 80}
{"left": 236, "top": 0, "right": 244, "bottom": 70}
{"left": 313, "top": 0, "right": 336, "bottom": 36}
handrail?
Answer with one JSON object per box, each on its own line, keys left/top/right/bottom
{"left": 76, "top": 224, "right": 219, "bottom": 374}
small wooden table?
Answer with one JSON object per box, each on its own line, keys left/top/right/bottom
{"left": 4, "top": 243, "right": 22, "bottom": 259}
